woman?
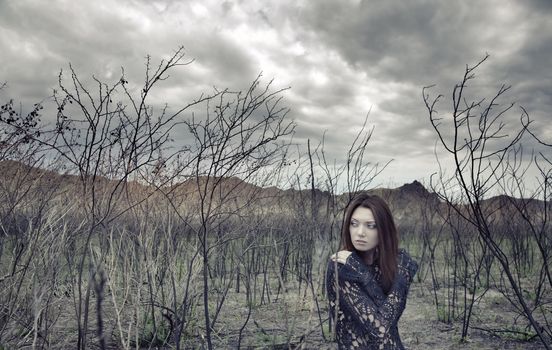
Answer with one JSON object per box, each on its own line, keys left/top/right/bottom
{"left": 326, "top": 193, "right": 418, "bottom": 349}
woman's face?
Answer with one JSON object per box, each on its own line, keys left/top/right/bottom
{"left": 350, "top": 206, "right": 379, "bottom": 252}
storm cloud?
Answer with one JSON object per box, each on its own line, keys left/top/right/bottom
{"left": 1, "top": 0, "right": 550, "bottom": 189}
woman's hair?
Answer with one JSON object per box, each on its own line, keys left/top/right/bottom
{"left": 341, "top": 193, "right": 398, "bottom": 293}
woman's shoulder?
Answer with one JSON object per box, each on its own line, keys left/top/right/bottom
{"left": 326, "top": 251, "right": 368, "bottom": 282}
{"left": 397, "top": 248, "right": 419, "bottom": 278}
{"left": 326, "top": 258, "right": 349, "bottom": 283}
{"left": 398, "top": 248, "right": 416, "bottom": 261}
{"left": 326, "top": 253, "right": 351, "bottom": 272}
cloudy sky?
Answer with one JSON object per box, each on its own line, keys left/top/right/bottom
{"left": 1, "top": 0, "right": 551, "bottom": 190}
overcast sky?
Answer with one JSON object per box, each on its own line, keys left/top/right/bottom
{"left": 1, "top": 0, "right": 551, "bottom": 191}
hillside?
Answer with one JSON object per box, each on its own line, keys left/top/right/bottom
{"left": 0, "top": 159, "right": 545, "bottom": 226}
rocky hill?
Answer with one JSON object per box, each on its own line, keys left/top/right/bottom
{"left": 0, "top": 160, "right": 545, "bottom": 230}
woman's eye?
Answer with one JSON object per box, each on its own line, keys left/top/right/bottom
{"left": 350, "top": 222, "right": 358, "bottom": 227}
{"left": 366, "top": 223, "right": 377, "bottom": 229}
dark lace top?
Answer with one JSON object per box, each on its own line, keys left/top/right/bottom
{"left": 326, "top": 249, "right": 418, "bottom": 350}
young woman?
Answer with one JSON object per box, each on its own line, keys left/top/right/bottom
{"left": 326, "top": 193, "right": 418, "bottom": 349}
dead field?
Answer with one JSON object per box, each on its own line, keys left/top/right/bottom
{"left": 200, "top": 279, "right": 545, "bottom": 349}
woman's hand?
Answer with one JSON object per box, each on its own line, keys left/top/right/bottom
{"left": 330, "top": 250, "right": 352, "bottom": 264}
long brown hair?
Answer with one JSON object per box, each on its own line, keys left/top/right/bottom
{"left": 341, "top": 193, "right": 398, "bottom": 293}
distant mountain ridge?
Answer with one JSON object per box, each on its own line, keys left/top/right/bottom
{"left": 0, "top": 160, "right": 545, "bottom": 225}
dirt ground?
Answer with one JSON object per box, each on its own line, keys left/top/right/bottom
{"left": 395, "top": 282, "right": 545, "bottom": 350}
{"left": 5, "top": 278, "right": 545, "bottom": 349}
{"left": 209, "top": 279, "right": 546, "bottom": 350}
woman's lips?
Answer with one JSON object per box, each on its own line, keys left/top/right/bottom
{"left": 355, "top": 240, "right": 368, "bottom": 244}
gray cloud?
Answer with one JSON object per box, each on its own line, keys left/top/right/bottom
{"left": 0, "top": 0, "right": 549, "bottom": 191}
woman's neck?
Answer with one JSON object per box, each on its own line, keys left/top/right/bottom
{"left": 358, "top": 249, "right": 376, "bottom": 265}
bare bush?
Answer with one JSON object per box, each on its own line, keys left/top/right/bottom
{"left": 424, "top": 55, "right": 551, "bottom": 348}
